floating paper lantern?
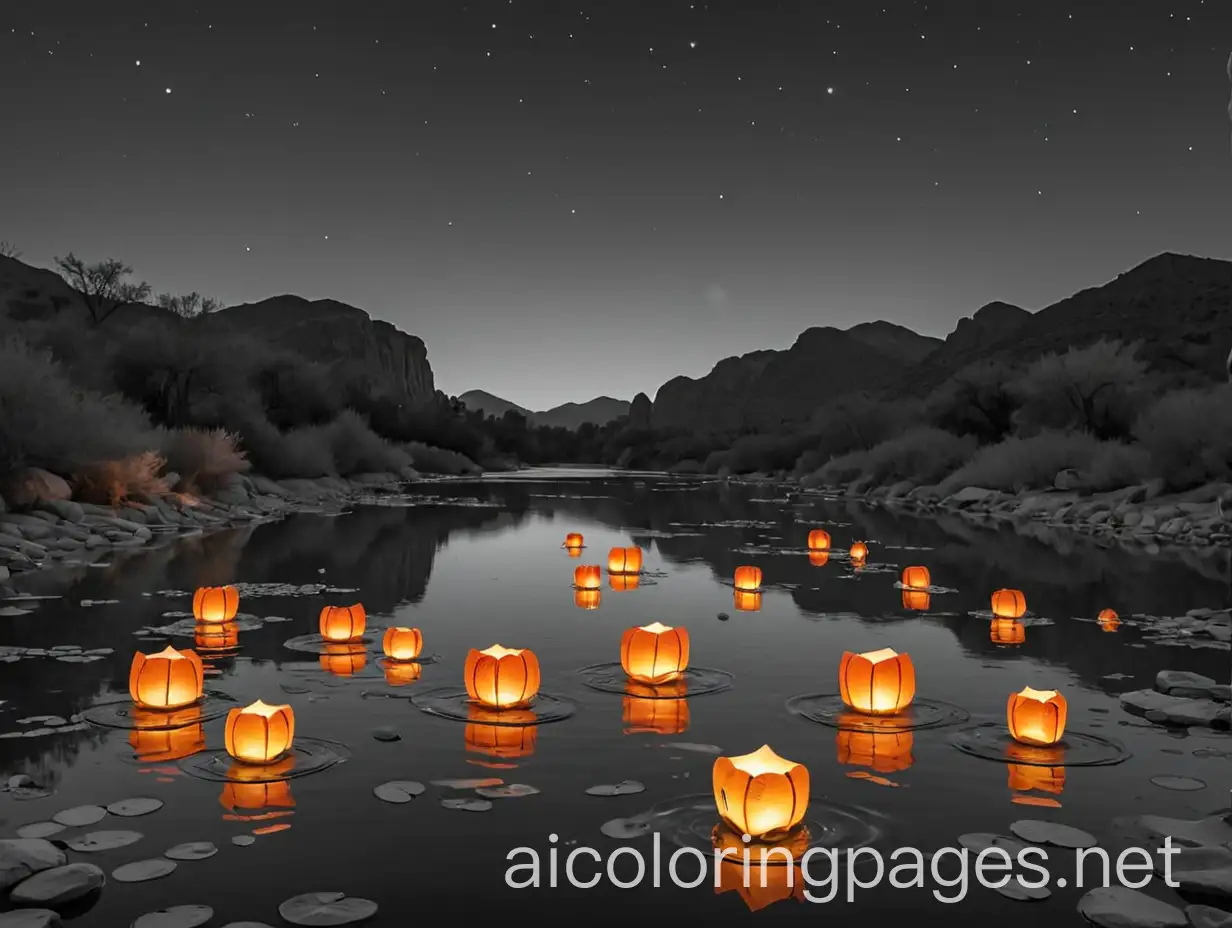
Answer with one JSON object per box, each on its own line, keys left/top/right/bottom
{"left": 464, "top": 645, "right": 541, "bottom": 709}
{"left": 1098, "top": 608, "right": 1120, "bottom": 632}
{"left": 319, "top": 603, "right": 366, "bottom": 642}
{"left": 1007, "top": 762, "right": 1066, "bottom": 796}
{"left": 715, "top": 860, "right": 805, "bottom": 912}
{"left": 620, "top": 622, "right": 689, "bottom": 685}
{"left": 319, "top": 644, "right": 367, "bottom": 677}
{"left": 712, "top": 744, "right": 809, "bottom": 839}
{"left": 382, "top": 626, "right": 423, "bottom": 661}
{"left": 991, "top": 589, "right": 1027, "bottom": 619}
{"left": 465, "top": 707, "right": 538, "bottom": 759}
{"left": 225, "top": 700, "right": 295, "bottom": 764}
{"left": 838, "top": 648, "right": 915, "bottom": 715}
{"left": 192, "top": 585, "right": 239, "bottom": 624}
{"left": 990, "top": 618, "right": 1026, "bottom": 646}
{"left": 733, "top": 590, "right": 762, "bottom": 612}
{"left": 622, "top": 695, "right": 690, "bottom": 735}
{"left": 574, "top": 589, "right": 602, "bottom": 610}
{"left": 734, "top": 565, "right": 762, "bottom": 592}
{"left": 849, "top": 541, "right": 869, "bottom": 563}
{"left": 809, "top": 551, "right": 830, "bottom": 568}
{"left": 128, "top": 716, "right": 205, "bottom": 762}
{"left": 129, "top": 647, "right": 205, "bottom": 710}
{"left": 1007, "top": 687, "right": 1067, "bottom": 746}
{"left": 807, "top": 529, "right": 831, "bottom": 551}
{"left": 607, "top": 546, "right": 643, "bottom": 574}
{"left": 901, "top": 589, "right": 931, "bottom": 611}
{"left": 835, "top": 727, "right": 914, "bottom": 774}
{"left": 219, "top": 778, "right": 295, "bottom": 812}
{"left": 195, "top": 622, "right": 239, "bottom": 652}
{"left": 565, "top": 533, "right": 584, "bottom": 548}
{"left": 574, "top": 565, "right": 602, "bottom": 590}
{"left": 383, "top": 660, "right": 422, "bottom": 687}
{"left": 901, "top": 566, "right": 930, "bottom": 590}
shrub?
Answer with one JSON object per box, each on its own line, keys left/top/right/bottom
{"left": 1086, "top": 441, "right": 1152, "bottom": 492}
{"left": 817, "top": 427, "right": 977, "bottom": 486}
{"left": 666, "top": 458, "right": 704, "bottom": 474}
{"left": 163, "top": 428, "right": 251, "bottom": 492}
{"left": 926, "top": 360, "right": 1019, "bottom": 444}
{"left": 938, "top": 430, "right": 1105, "bottom": 494}
{"left": 1134, "top": 386, "right": 1232, "bottom": 489}
{"left": 72, "top": 451, "right": 170, "bottom": 505}
{"left": 404, "top": 441, "right": 480, "bottom": 475}
{"left": 809, "top": 394, "right": 924, "bottom": 461}
{"left": 324, "top": 410, "right": 413, "bottom": 476}
{"left": 240, "top": 419, "right": 337, "bottom": 479}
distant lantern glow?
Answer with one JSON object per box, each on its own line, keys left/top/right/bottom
{"left": 574, "top": 565, "right": 602, "bottom": 590}
{"left": 835, "top": 727, "right": 914, "bottom": 774}
{"left": 620, "top": 622, "right": 689, "bottom": 685}
{"left": 733, "top": 565, "right": 762, "bottom": 591}
{"left": 807, "top": 530, "right": 831, "bottom": 551}
{"left": 622, "top": 695, "right": 690, "bottom": 735}
{"left": 901, "top": 566, "right": 930, "bottom": 590}
{"left": 464, "top": 645, "right": 541, "bottom": 709}
{"left": 849, "top": 542, "right": 869, "bottom": 563}
{"left": 1007, "top": 687, "right": 1067, "bottom": 747}
{"left": 574, "top": 589, "right": 602, "bottom": 610}
{"left": 991, "top": 589, "right": 1027, "bottom": 619}
{"left": 319, "top": 603, "right": 366, "bottom": 642}
{"left": 838, "top": 648, "right": 915, "bottom": 715}
{"left": 733, "top": 590, "right": 762, "bottom": 612}
{"left": 990, "top": 618, "right": 1026, "bottom": 646}
{"left": 225, "top": 700, "right": 295, "bottom": 764}
{"left": 465, "top": 706, "right": 537, "bottom": 759}
{"left": 901, "top": 589, "right": 931, "bottom": 611}
{"left": 809, "top": 551, "right": 830, "bottom": 568}
{"left": 319, "top": 644, "right": 367, "bottom": 676}
{"left": 129, "top": 647, "right": 205, "bottom": 710}
{"left": 607, "top": 546, "right": 643, "bottom": 574}
{"left": 1097, "top": 608, "right": 1120, "bottom": 632}
{"left": 565, "top": 533, "right": 584, "bottom": 549}
{"left": 193, "top": 585, "right": 239, "bottom": 624}
{"left": 382, "top": 627, "right": 423, "bottom": 661}
{"left": 712, "top": 745, "right": 809, "bottom": 839}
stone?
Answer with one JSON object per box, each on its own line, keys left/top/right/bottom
{"left": 35, "top": 499, "right": 83, "bottom": 524}
{"left": 0, "top": 840, "right": 67, "bottom": 891}
{"left": 0, "top": 910, "right": 63, "bottom": 927}
{"left": 949, "top": 486, "right": 998, "bottom": 504}
{"left": 212, "top": 486, "right": 250, "bottom": 507}
{"left": 1157, "top": 670, "right": 1219, "bottom": 697}
{"left": 1076, "top": 886, "right": 1187, "bottom": 928}
{"left": 9, "top": 863, "right": 105, "bottom": 906}
{"left": 1121, "top": 689, "right": 1225, "bottom": 727}
{"left": 0, "top": 469, "right": 70, "bottom": 509}
{"left": 1188, "top": 906, "right": 1232, "bottom": 928}
{"left": 1143, "top": 477, "right": 1168, "bottom": 501}
{"left": 0, "top": 515, "right": 54, "bottom": 540}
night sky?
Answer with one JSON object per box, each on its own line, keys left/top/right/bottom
{"left": 3, "top": 2, "right": 1229, "bottom": 409}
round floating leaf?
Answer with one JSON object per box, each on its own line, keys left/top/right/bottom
{"left": 9, "top": 862, "right": 105, "bottom": 905}
{"left": 231, "top": 836, "right": 256, "bottom": 847}
{"left": 112, "top": 859, "right": 177, "bottom": 883}
{"left": 15, "top": 823, "right": 65, "bottom": 840}
{"left": 1150, "top": 775, "right": 1206, "bottom": 792}
{"left": 1186, "top": 905, "right": 1232, "bottom": 928}
{"left": 131, "top": 906, "right": 214, "bottom": 928}
{"left": 585, "top": 781, "right": 645, "bottom": 797}
{"left": 475, "top": 784, "right": 538, "bottom": 799}
{"left": 994, "top": 877, "right": 1051, "bottom": 901}
{"left": 1009, "top": 819, "right": 1097, "bottom": 849}
{"left": 277, "top": 891, "right": 378, "bottom": 926}
{"left": 372, "top": 781, "right": 425, "bottom": 804}
{"left": 219, "top": 924, "right": 276, "bottom": 928}
{"left": 66, "top": 831, "right": 143, "bottom": 852}
{"left": 107, "top": 797, "right": 164, "bottom": 817}
{"left": 164, "top": 842, "right": 217, "bottom": 861}
{"left": 441, "top": 798, "right": 492, "bottom": 812}
{"left": 957, "top": 833, "right": 1028, "bottom": 856}
{"left": 1077, "top": 886, "right": 1187, "bottom": 928}
{"left": 371, "top": 727, "right": 400, "bottom": 742}
{"left": 660, "top": 742, "right": 722, "bottom": 754}
{"left": 0, "top": 909, "right": 63, "bottom": 927}
{"left": 600, "top": 816, "right": 652, "bottom": 839}
{"left": 51, "top": 805, "right": 107, "bottom": 828}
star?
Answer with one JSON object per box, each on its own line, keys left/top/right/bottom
{"left": 164, "top": 87, "right": 171, "bottom": 94}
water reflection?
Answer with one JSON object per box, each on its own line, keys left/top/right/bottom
{"left": 129, "top": 719, "right": 205, "bottom": 763}
{"left": 621, "top": 695, "right": 690, "bottom": 735}
{"left": 834, "top": 728, "right": 914, "bottom": 773}
{"left": 714, "top": 860, "right": 806, "bottom": 912}
{"left": 574, "top": 589, "right": 601, "bottom": 610}
{"left": 465, "top": 706, "right": 537, "bottom": 760}
{"left": 733, "top": 590, "right": 761, "bottom": 612}
{"left": 319, "top": 644, "right": 367, "bottom": 676}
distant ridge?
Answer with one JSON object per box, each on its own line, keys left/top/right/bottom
{"left": 458, "top": 390, "right": 629, "bottom": 430}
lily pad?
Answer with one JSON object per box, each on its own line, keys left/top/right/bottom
{"left": 957, "top": 833, "right": 1028, "bottom": 856}
{"left": 15, "top": 823, "right": 66, "bottom": 840}
{"left": 1010, "top": 819, "right": 1097, "bottom": 849}
{"left": 51, "top": 805, "right": 107, "bottom": 828}
{"left": 371, "top": 727, "right": 400, "bottom": 742}
{"left": 9, "top": 862, "right": 105, "bottom": 905}
{"left": 0, "top": 839, "right": 67, "bottom": 891}
{"left": 277, "top": 891, "right": 378, "bottom": 926}
{"left": 1149, "top": 775, "right": 1206, "bottom": 791}
{"left": 132, "top": 906, "right": 214, "bottom": 928}
{"left": 1077, "top": 886, "right": 1187, "bottom": 928}
{"left": 441, "top": 798, "right": 492, "bottom": 812}
{"left": 66, "top": 831, "right": 144, "bottom": 852}
{"left": 585, "top": 781, "right": 645, "bottom": 797}
{"left": 112, "top": 859, "right": 177, "bottom": 883}
{"left": 231, "top": 835, "right": 256, "bottom": 847}
{"left": 107, "top": 797, "right": 164, "bottom": 817}
{"left": 1186, "top": 905, "right": 1232, "bottom": 928}
{"left": 995, "top": 876, "right": 1051, "bottom": 901}
{"left": 475, "top": 784, "right": 539, "bottom": 798}
{"left": 164, "top": 842, "right": 218, "bottom": 861}
{"left": 372, "top": 781, "right": 425, "bottom": 804}
{"left": 0, "top": 909, "right": 63, "bottom": 927}
{"left": 661, "top": 742, "right": 722, "bottom": 754}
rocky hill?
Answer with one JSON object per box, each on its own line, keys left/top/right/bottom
{"left": 458, "top": 390, "right": 629, "bottom": 429}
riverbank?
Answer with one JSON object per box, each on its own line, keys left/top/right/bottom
{"left": 0, "top": 469, "right": 416, "bottom": 596}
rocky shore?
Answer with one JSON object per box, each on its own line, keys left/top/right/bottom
{"left": 0, "top": 468, "right": 415, "bottom": 598}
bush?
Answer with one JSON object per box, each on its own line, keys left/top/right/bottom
{"left": 926, "top": 360, "right": 1019, "bottom": 444}
{"left": 1086, "top": 441, "right": 1152, "bottom": 492}
{"left": 405, "top": 441, "right": 480, "bottom": 475}
{"left": 240, "top": 419, "right": 337, "bottom": 479}
{"left": 323, "top": 410, "right": 413, "bottom": 476}
{"left": 1134, "top": 386, "right": 1232, "bottom": 489}
{"left": 72, "top": 451, "right": 169, "bottom": 505}
{"left": 163, "top": 428, "right": 250, "bottom": 492}
{"left": 666, "top": 458, "right": 704, "bottom": 474}
{"left": 938, "top": 430, "right": 1105, "bottom": 494}
{"left": 817, "top": 427, "right": 977, "bottom": 486}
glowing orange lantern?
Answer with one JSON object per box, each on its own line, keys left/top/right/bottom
{"left": 733, "top": 590, "right": 762, "bottom": 612}
{"left": 901, "top": 589, "right": 931, "bottom": 611}
{"left": 901, "top": 566, "right": 930, "bottom": 590}
{"left": 608, "top": 573, "right": 640, "bottom": 591}
{"left": 835, "top": 727, "right": 914, "bottom": 774}
{"left": 607, "top": 546, "right": 643, "bottom": 574}
{"left": 1007, "top": 687, "right": 1067, "bottom": 746}
{"left": 574, "top": 589, "right": 601, "bottom": 610}
{"left": 564, "top": 533, "right": 584, "bottom": 548}
{"left": 622, "top": 695, "right": 690, "bottom": 735}
{"left": 319, "top": 644, "right": 366, "bottom": 676}
{"left": 1098, "top": 608, "right": 1120, "bottom": 632}
{"left": 225, "top": 699, "right": 295, "bottom": 764}
{"left": 809, "top": 551, "right": 830, "bottom": 568}
{"left": 991, "top": 589, "right": 1027, "bottom": 619}
{"left": 734, "top": 566, "right": 762, "bottom": 591}
{"left": 219, "top": 779, "right": 296, "bottom": 812}
{"left": 128, "top": 717, "right": 205, "bottom": 762}
{"left": 574, "top": 565, "right": 602, "bottom": 590}
{"left": 807, "top": 529, "right": 831, "bottom": 551}
{"left": 383, "top": 660, "right": 422, "bottom": 686}
{"left": 849, "top": 541, "right": 869, "bottom": 561}
{"left": 382, "top": 626, "right": 423, "bottom": 661}
{"left": 319, "top": 603, "right": 366, "bottom": 642}
{"left": 715, "top": 860, "right": 805, "bottom": 912}
{"left": 129, "top": 647, "right": 205, "bottom": 710}
{"left": 990, "top": 618, "right": 1026, "bottom": 646}
{"left": 838, "top": 648, "right": 915, "bottom": 715}
{"left": 464, "top": 645, "right": 541, "bottom": 709}
{"left": 620, "top": 622, "right": 689, "bottom": 685}
{"left": 195, "top": 622, "right": 239, "bottom": 652}
{"left": 712, "top": 744, "right": 809, "bottom": 839}
{"left": 465, "top": 707, "right": 538, "bottom": 759}
{"left": 193, "top": 585, "right": 239, "bottom": 624}
{"left": 1007, "top": 763, "right": 1066, "bottom": 796}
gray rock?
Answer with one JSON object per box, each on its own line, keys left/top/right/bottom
{"left": 0, "top": 515, "right": 54, "bottom": 540}
{"left": 0, "top": 469, "right": 71, "bottom": 509}
{"left": 212, "top": 486, "right": 250, "bottom": 507}
{"left": 0, "top": 910, "right": 63, "bottom": 927}
{"left": 949, "top": 486, "right": 998, "bottom": 504}
{"left": 0, "top": 839, "right": 67, "bottom": 891}
{"left": 9, "top": 863, "right": 105, "bottom": 906}
{"left": 1187, "top": 905, "right": 1232, "bottom": 928}
{"left": 1077, "top": 886, "right": 1187, "bottom": 928}
{"left": 1122, "top": 689, "right": 1225, "bottom": 726}
{"left": 1143, "top": 477, "right": 1168, "bottom": 500}
{"left": 37, "top": 500, "right": 84, "bottom": 523}
{"left": 1157, "top": 670, "right": 1219, "bottom": 696}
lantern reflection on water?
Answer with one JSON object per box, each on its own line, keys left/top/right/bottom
{"left": 733, "top": 590, "right": 762, "bottom": 612}
{"left": 383, "top": 660, "right": 422, "bottom": 687}
{"left": 464, "top": 645, "right": 541, "bottom": 709}
{"left": 195, "top": 622, "right": 239, "bottom": 652}
{"left": 712, "top": 745, "right": 809, "bottom": 840}
{"left": 319, "top": 603, "right": 366, "bottom": 642}
{"left": 838, "top": 648, "right": 915, "bottom": 715}
{"left": 835, "top": 727, "right": 914, "bottom": 774}
{"left": 622, "top": 694, "right": 690, "bottom": 735}
{"left": 608, "top": 573, "right": 640, "bottom": 591}
{"left": 129, "top": 647, "right": 205, "bottom": 710}
{"left": 1007, "top": 762, "right": 1066, "bottom": 796}
{"left": 128, "top": 711, "right": 205, "bottom": 762}
{"left": 319, "top": 644, "right": 367, "bottom": 677}
{"left": 990, "top": 618, "right": 1026, "bottom": 646}
{"left": 464, "top": 706, "right": 538, "bottom": 759}
{"left": 219, "top": 778, "right": 296, "bottom": 813}
{"left": 192, "top": 585, "right": 239, "bottom": 624}
{"left": 574, "top": 589, "right": 602, "bottom": 610}
{"left": 715, "top": 860, "right": 805, "bottom": 912}
{"left": 901, "top": 589, "right": 930, "bottom": 611}
{"left": 809, "top": 551, "right": 830, "bottom": 568}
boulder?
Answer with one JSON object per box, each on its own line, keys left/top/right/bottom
{"left": 1157, "top": 670, "right": 1219, "bottom": 698}
{"left": 0, "top": 469, "right": 70, "bottom": 509}
{"left": 948, "top": 486, "right": 998, "bottom": 505}
{"left": 8, "top": 862, "right": 104, "bottom": 907}
{"left": 0, "top": 839, "right": 67, "bottom": 891}
{"left": 0, "top": 514, "right": 54, "bottom": 540}
{"left": 250, "top": 475, "right": 290, "bottom": 497}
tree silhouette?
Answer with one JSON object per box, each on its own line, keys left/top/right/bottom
{"left": 53, "top": 253, "right": 151, "bottom": 326}
{"left": 0, "top": 240, "right": 20, "bottom": 258}
{"left": 157, "top": 291, "right": 224, "bottom": 318}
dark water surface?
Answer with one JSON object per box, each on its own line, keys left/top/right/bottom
{"left": 2, "top": 470, "right": 1230, "bottom": 923}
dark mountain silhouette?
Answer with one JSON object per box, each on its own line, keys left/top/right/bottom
{"left": 458, "top": 390, "right": 629, "bottom": 430}
{"left": 845, "top": 320, "right": 942, "bottom": 364}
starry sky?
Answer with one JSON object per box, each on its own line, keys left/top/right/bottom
{"left": 2, "top": 1, "right": 1229, "bottom": 410}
